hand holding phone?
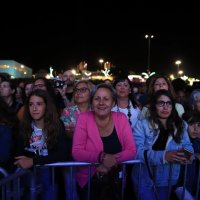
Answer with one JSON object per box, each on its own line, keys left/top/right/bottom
{"left": 182, "top": 148, "right": 193, "bottom": 160}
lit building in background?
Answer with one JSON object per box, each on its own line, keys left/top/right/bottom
{"left": 0, "top": 60, "right": 32, "bottom": 79}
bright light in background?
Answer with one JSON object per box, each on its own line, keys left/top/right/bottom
{"left": 99, "top": 59, "right": 104, "bottom": 64}
{"left": 169, "top": 74, "right": 175, "bottom": 80}
{"left": 178, "top": 70, "right": 183, "bottom": 75}
{"left": 175, "top": 60, "right": 181, "bottom": 65}
{"left": 145, "top": 34, "right": 154, "bottom": 39}
{"left": 175, "top": 60, "right": 182, "bottom": 77}
{"left": 45, "top": 74, "right": 51, "bottom": 79}
{"left": 71, "top": 69, "right": 76, "bottom": 75}
{"left": 20, "top": 65, "right": 24, "bottom": 68}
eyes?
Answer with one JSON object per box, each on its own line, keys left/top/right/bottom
{"left": 29, "top": 102, "right": 44, "bottom": 107}
{"left": 74, "top": 87, "right": 89, "bottom": 94}
{"left": 116, "top": 83, "right": 129, "bottom": 88}
{"left": 93, "top": 96, "right": 111, "bottom": 101}
{"left": 154, "top": 82, "right": 167, "bottom": 87}
{"left": 156, "top": 101, "right": 172, "bottom": 107}
{"left": 189, "top": 122, "right": 200, "bottom": 128}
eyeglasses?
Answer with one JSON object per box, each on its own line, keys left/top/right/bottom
{"left": 74, "top": 87, "right": 89, "bottom": 94}
{"left": 156, "top": 101, "right": 172, "bottom": 107}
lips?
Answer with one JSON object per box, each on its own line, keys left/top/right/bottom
{"left": 161, "top": 112, "right": 169, "bottom": 115}
{"left": 32, "top": 113, "right": 40, "bottom": 115}
{"left": 97, "top": 107, "right": 107, "bottom": 110}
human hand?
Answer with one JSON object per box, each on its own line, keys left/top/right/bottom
{"left": 102, "top": 154, "right": 118, "bottom": 169}
{"left": 14, "top": 156, "right": 33, "bottom": 169}
{"left": 65, "top": 122, "right": 75, "bottom": 138}
{"left": 96, "top": 164, "right": 109, "bottom": 174}
{"left": 165, "top": 150, "right": 190, "bottom": 164}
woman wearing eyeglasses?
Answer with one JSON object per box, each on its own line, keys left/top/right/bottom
{"left": 60, "top": 80, "right": 94, "bottom": 138}
{"left": 131, "top": 89, "right": 193, "bottom": 200}
{"left": 60, "top": 80, "right": 94, "bottom": 200}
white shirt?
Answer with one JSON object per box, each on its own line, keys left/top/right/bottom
{"left": 112, "top": 102, "right": 140, "bottom": 131}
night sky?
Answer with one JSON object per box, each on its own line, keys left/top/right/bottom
{"left": 1, "top": 4, "right": 200, "bottom": 77}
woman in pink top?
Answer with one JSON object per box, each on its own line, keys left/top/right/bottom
{"left": 72, "top": 83, "right": 136, "bottom": 200}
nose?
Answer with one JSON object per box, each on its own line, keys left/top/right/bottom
{"left": 98, "top": 98, "right": 104, "bottom": 104}
{"left": 159, "top": 83, "right": 164, "bottom": 88}
{"left": 162, "top": 103, "right": 169, "bottom": 109}
{"left": 33, "top": 105, "right": 37, "bottom": 110}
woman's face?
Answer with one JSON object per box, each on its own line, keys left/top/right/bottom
{"left": 156, "top": 95, "right": 172, "bottom": 119}
{"left": 29, "top": 95, "right": 46, "bottom": 122}
{"left": 154, "top": 78, "right": 169, "bottom": 92}
{"left": 92, "top": 87, "right": 114, "bottom": 118}
{"left": 0, "top": 81, "right": 14, "bottom": 98}
{"left": 74, "top": 82, "right": 90, "bottom": 104}
{"left": 115, "top": 79, "right": 131, "bottom": 99}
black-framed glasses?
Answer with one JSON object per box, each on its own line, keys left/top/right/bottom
{"left": 156, "top": 101, "right": 172, "bottom": 107}
{"left": 74, "top": 87, "right": 89, "bottom": 94}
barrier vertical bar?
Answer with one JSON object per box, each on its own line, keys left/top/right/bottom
{"left": 87, "top": 165, "right": 91, "bottom": 200}
{"left": 195, "top": 161, "right": 200, "bottom": 200}
{"left": 121, "top": 163, "right": 126, "bottom": 200}
{"left": 29, "top": 170, "right": 37, "bottom": 200}
{"left": 180, "top": 164, "right": 188, "bottom": 200}
{"left": 69, "top": 166, "right": 74, "bottom": 200}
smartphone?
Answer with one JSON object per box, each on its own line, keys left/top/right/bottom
{"left": 183, "top": 148, "right": 193, "bottom": 160}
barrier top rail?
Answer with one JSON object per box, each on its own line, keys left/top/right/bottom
{"left": 42, "top": 159, "right": 142, "bottom": 167}
{"left": 0, "top": 167, "right": 9, "bottom": 177}
{"left": 0, "top": 169, "right": 31, "bottom": 185}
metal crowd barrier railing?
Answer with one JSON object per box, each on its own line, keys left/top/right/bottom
{"left": 0, "top": 168, "right": 37, "bottom": 200}
{"left": 0, "top": 160, "right": 200, "bottom": 200}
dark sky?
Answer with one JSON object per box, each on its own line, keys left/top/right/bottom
{"left": 1, "top": 4, "right": 200, "bottom": 77}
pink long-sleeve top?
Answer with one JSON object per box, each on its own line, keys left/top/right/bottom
{"left": 72, "top": 111, "right": 136, "bottom": 187}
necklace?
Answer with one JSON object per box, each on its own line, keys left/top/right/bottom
{"left": 117, "top": 101, "right": 132, "bottom": 125}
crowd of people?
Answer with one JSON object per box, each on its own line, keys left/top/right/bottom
{"left": 0, "top": 71, "right": 200, "bottom": 200}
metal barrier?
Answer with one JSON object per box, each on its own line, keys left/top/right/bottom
{"left": 43, "top": 160, "right": 142, "bottom": 200}
{"left": 43, "top": 160, "right": 200, "bottom": 200}
{"left": 1, "top": 160, "right": 200, "bottom": 200}
{"left": 0, "top": 168, "right": 37, "bottom": 200}
{"left": 0, "top": 167, "right": 9, "bottom": 178}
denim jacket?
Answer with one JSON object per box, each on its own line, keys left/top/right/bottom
{"left": 132, "top": 118, "right": 193, "bottom": 187}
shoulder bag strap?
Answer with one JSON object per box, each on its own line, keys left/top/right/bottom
{"left": 144, "top": 150, "right": 159, "bottom": 200}
{"left": 144, "top": 150, "right": 153, "bottom": 179}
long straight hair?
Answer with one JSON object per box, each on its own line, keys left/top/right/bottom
{"left": 21, "top": 89, "right": 61, "bottom": 148}
{"left": 149, "top": 89, "right": 183, "bottom": 143}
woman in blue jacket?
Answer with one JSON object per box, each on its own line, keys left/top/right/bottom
{"left": 132, "top": 89, "right": 193, "bottom": 200}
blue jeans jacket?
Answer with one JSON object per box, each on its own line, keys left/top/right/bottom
{"left": 131, "top": 119, "right": 193, "bottom": 199}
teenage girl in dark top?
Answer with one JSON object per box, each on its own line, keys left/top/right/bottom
{"left": 15, "top": 89, "right": 71, "bottom": 200}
